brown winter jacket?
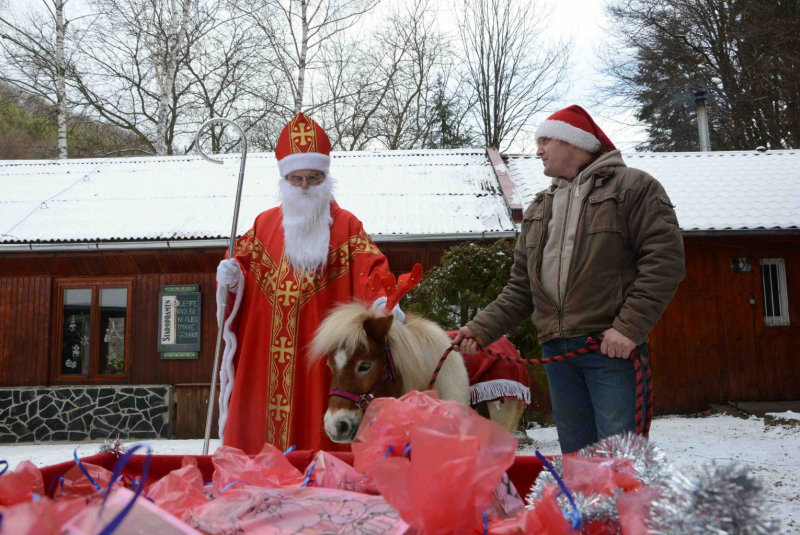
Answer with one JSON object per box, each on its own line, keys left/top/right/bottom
{"left": 467, "top": 151, "right": 686, "bottom": 346}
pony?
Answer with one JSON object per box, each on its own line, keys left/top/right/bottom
{"left": 309, "top": 301, "right": 525, "bottom": 443}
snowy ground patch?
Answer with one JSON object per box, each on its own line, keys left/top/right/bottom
{"left": 518, "top": 414, "right": 800, "bottom": 533}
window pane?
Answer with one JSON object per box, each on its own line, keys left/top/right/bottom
{"left": 61, "top": 289, "right": 91, "bottom": 375}
{"left": 762, "top": 265, "right": 774, "bottom": 317}
{"left": 99, "top": 288, "right": 127, "bottom": 375}
{"left": 770, "top": 264, "right": 781, "bottom": 317}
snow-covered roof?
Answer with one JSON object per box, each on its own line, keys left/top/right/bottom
{"left": 505, "top": 150, "right": 800, "bottom": 232}
{"left": 0, "top": 149, "right": 516, "bottom": 245}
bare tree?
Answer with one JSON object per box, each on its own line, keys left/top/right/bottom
{"left": 71, "top": 0, "right": 206, "bottom": 155}
{"left": 317, "top": 25, "right": 409, "bottom": 150}
{"left": 230, "top": 0, "right": 380, "bottom": 117}
{"left": 184, "top": 12, "right": 281, "bottom": 153}
{"left": 458, "top": 0, "right": 570, "bottom": 151}
{"left": 369, "top": 0, "right": 449, "bottom": 150}
{"left": 0, "top": 0, "right": 77, "bottom": 158}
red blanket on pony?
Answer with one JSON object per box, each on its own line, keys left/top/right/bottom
{"left": 447, "top": 332, "right": 531, "bottom": 407}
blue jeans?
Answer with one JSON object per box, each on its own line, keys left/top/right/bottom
{"left": 543, "top": 335, "right": 649, "bottom": 454}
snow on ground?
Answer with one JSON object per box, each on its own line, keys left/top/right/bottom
{"left": 519, "top": 414, "right": 800, "bottom": 533}
{"left": 0, "top": 415, "right": 797, "bottom": 531}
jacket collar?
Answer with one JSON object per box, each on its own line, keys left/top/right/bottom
{"left": 548, "top": 150, "right": 626, "bottom": 191}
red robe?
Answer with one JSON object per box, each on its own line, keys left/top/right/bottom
{"left": 223, "top": 202, "right": 390, "bottom": 454}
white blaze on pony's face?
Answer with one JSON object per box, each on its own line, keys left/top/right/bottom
{"left": 317, "top": 313, "right": 402, "bottom": 443}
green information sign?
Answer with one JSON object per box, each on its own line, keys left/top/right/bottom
{"left": 159, "top": 285, "right": 201, "bottom": 359}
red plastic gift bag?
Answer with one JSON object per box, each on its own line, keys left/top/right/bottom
{"left": 0, "top": 495, "right": 91, "bottom": 535}
{"left": 54, "top": 462, "right": 115, "bottom": 498}
{"left": 357, "top": 390, "right": 518, "bottom": 535}
{"left": 617, "top": 487, "right": 660, "bottom": 535}
{"left": 562, "top": 456, "right": 642, "bottom": 496}
{"left": 0, "top": 460, "right": 44, "bottom": 506}
{"left": 147, "top": 464, "right": 209, "bottom": 521}
{"left": 352, "top": 390, "right": 448, "bottom": 474}
{"left": 303, "top": 450, "right": 378, "bottom": 494}
{"left": 211, "top": 443, "right": 304, "bottom": 492}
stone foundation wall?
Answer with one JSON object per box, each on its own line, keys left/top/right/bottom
{"left": 0, "top": 385, "right": 173, "bottom": 443}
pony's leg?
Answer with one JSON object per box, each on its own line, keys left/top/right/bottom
{"left": 487, "top": 397, "right": 526, "bottom": 433}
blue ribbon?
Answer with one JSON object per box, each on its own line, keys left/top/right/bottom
{"left": 74, "top": 447, "right": 104, "bottom": 493}
{"left": 534, "top": 451, "right": 581, "bottom": 530}
{"left": 482, "top": 512, "right": 488, "bottom": 535}
{"left": 402, "top": 443, "right": 411, "bottom": 456}
{"left": 48, "top": 474, "right": 65, "bottom": 496}
{"left": 0, "top": 460, "right": 7, "bottom": 477}
{"left": 382, "top": 445, "right": 395, "bottom": 459}
{"left": 283, "top": 445, "right": 296, "bottom": 455}
{"left": 221, "top": 480, "right": 250, "bottom": 493}
{"left": 301, "top": 462, "right": 320, "bottom": 488}
{"left": 97, "top": 444, "right": 152, "bottom": 535}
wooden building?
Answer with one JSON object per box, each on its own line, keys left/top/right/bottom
{"left": 0, "top": 150, "right": 516, "bottom": 442}
{"left": 0, "top": 148, "right": 797, "bottom": 443}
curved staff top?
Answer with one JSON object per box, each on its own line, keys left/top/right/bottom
{"left": 193, "top": 118, "right": 248, "bottom": 456}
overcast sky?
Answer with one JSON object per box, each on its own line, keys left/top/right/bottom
{"left": 524, "top": 0, "right": 647, "bottom": 151}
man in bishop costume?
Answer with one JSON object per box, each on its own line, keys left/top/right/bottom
{"left": 215, "top": 113, "right": 392, "bottom": 454}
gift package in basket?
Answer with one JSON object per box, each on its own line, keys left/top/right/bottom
{"left": 0, "top": 390, "right": 780, "bottom": 534}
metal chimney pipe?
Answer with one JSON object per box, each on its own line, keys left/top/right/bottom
{"left": 694, "top": 91, "right": 711, "bottom": 152}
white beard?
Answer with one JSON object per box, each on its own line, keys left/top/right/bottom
{"left": 279, "top": 176, "right": 335, "bottom": 274}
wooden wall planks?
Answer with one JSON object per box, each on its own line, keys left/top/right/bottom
{"left": 1, "top": 235, "right": 798, "bottom": 416}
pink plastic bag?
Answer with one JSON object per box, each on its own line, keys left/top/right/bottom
{"left": 63, "top": 487, "right": 202, "bottom": 535}
{"left": 0, "top": 460, "right": 44, "bottom": 505}
{"left": 147, "top": 464, "right": 209, "bottom": 521}
{"left": 356, "top": 390, "right": 518, "bottom": 535}
{"left": 483, "top": 473, "right": 526, "bottom": 521}
{"left": 211, "top": 443, "right": 304, "bottom": 492}
{"left": 303, "top": 450, "right": 378, "bottom": 494}
{"left": 187, "top": 486, "right": 409, "bottom": 535}
{"left": 0, "top": 496, "right": 90, "bottom": 534}
{"left": 54, "top": 462, "right": 116, "bottom": 498}
{"left": 618, "top": 487, "right": 661, "bottom": 535}
{"left": 562, "top": 456, "right": 642, "bottom": 496}
{"left": 490, "top": 486, "right": 578, "bottom": 535}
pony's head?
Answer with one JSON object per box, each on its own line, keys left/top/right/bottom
{"left": 310, "top": 303, "right": 406, "bottom": 442}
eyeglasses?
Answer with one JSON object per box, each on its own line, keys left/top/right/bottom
{"left": 286, "top": 173, "right": 325, "bottom": 186}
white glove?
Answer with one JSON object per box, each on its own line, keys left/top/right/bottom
{"left": 371, "top": 296, "right": 406, "bottom": 324}
{"left": 217, "top": 259, "right": 243, "bottom": 293}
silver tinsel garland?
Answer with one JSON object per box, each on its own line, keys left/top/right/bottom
{"left": 97, "top": 435, "right": 128, "bottom": 457}
{"left": 526, "top": 433, "right": 780, "bottom": 534}
{"left": 649, "top": 463, "right": 780, "bottom": 534}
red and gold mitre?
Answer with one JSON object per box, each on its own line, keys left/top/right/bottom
{"left": 275, "top": 112, "right": 332, "bottom": 177}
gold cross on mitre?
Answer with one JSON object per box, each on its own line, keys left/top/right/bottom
{"left": 290, "top": 116, "right": 316, "bottom": 150}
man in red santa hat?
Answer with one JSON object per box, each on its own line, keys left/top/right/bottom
{"left": 453, "top": 105, "right": 686, "bottom": 453}
{"left": 214, "top": 112, "right": 393, "bottom": 454}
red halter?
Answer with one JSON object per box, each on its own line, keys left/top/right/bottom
{"left": 329, "top": 342, "right": 398, "bottom": 411}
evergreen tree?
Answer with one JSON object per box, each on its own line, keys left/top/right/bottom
{"left": 425, "top": 76, "right": 477, "bottom": 149}
{"left": 403, "top": 239, "right": 541, "bottom": 361}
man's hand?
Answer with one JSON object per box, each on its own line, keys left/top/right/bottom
{"left": 451, "top": 325, "right": 480, "bottom": 354}
{"left": 601, "top": 328, "right": 636, "bottom": 358}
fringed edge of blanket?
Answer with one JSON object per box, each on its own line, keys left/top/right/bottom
{"left": 469, "top": 379, "right": 531, "bottom": 406}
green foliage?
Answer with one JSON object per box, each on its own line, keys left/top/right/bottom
{"left": 403, "top": 239, "right": 541, "bottom": 361}
{"left": 0, "top": 90, "right": 148, "bottom": 160}
{"left": 0, "top": 98, "right": 57, "bottom": 159}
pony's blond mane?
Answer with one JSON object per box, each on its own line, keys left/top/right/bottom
{"left": 309, "top": 302, "right": 454, "bottom": 392}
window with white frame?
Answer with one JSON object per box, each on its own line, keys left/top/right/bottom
{"left": 760, "top": 258, "right": 790, "bottom": 326}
